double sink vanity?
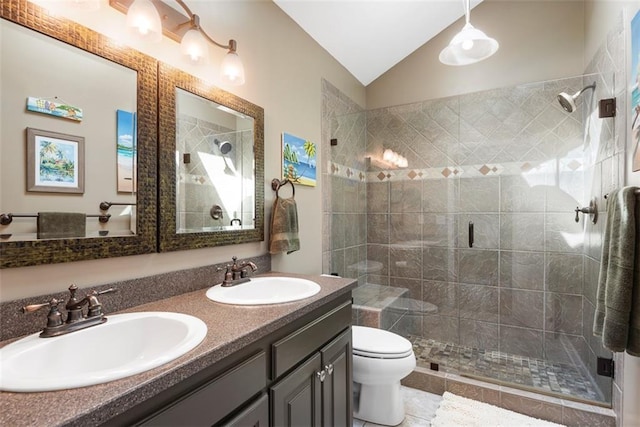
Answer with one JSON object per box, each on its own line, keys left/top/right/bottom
{"left": 0, "top": 272, "right": 357, "bottom": 426}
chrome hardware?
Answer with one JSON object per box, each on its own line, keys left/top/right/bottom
{"left": 574, "top": 199, "right": 598, "bottom": 224}
{"left": 217, "top": 256, "right": 258, "bottom": 287}
{"left": 325, "top": 364, "right": 334, "bottom": 375}
{"left": 22, "top": 285, "right": 116, "bottom": 338}
{"left": 316, "top": 370, "right": 326, "bottom": 382}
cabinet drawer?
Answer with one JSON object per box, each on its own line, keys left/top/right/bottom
{"left": 221, "top": 393, "right": 268, "bottom": 427}
{"left": 140, "top": 352, "right": 266, "bottom": 426}
{"left": 272, "top": 300, "right": 351, "bottom": 379}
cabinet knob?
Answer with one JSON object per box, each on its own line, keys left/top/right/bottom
{"left": 325, "top": 364, "right": 334, "bottom": 375}
{"left": 316, "top": 370, "right": 326, "bottom": 382}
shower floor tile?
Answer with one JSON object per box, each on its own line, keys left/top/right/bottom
{"left": 409, "top": 336, "right": 604, "bottom": 403}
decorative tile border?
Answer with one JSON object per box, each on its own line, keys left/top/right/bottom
{"left": 327, "top": 161, "right": 367, "bottom": 181}
{"left": 328, "top": 159, "right": 583, "bottom": 183}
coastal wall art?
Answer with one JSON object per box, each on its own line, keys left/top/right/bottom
{"left": 116, "top": 109, "right": 136, "bottom": 193}
{"left": 281, "top": 131, "right": 316, "bottom": 187}
{"left": 26, "top": 127, "right": 84, "bottom": 193}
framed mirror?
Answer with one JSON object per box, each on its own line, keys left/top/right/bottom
{"left": 158, "top": 62, "right": 264, "bottom": 252}
{"left": 0, "top": 0, "right": 157, "bottom": 268}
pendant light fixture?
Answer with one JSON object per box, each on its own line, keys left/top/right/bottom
{"left": 111, "top": 0, "right": 245, "bottom": 85}
{"left": 439, "top": 0, "right": 499, "bottom": 66}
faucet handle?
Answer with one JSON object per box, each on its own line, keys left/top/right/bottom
{"left": 21, "top": 298, "right": 64, "bottom": 329}
{"left": 21, "top": 300, "right": 55, "bottom": 314}
{"left": 86, "top": 288, "right": 117, "bottom": 318}
{"left": 95, "top": 287, "right": 116, "bottom": 296}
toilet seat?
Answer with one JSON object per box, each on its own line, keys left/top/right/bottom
{"left": 352, "top": 326, "right": 413, "bottom": 359}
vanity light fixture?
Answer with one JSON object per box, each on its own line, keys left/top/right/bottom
{"left": 125, "top": 0, "right": 162, "bottom": 42}
{"left": 439, "top": 0, "right": 499, "bottom": 66}
{"left": 109, "top": 0, "right": 245, "bottom": 85}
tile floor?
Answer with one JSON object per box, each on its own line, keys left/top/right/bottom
{"left": 353, "top": 386, "right": 442, "bottom": 427}
{"left": 410, "top": 336, "right": 604, "bottom": 402}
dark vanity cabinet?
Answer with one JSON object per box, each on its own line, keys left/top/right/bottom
{"left": 270, "top": 329, "right": 352, "bottom": 427}
{"left": 107, "top": 295, "right": 352, "bottom": 427}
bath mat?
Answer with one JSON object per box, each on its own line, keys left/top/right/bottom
{"left": 430, "top": 392, "right": 566, "bottom": 427}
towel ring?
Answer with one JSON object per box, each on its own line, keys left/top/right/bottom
{"left": 271, "top": 178, "right": 295, "bottom": 198}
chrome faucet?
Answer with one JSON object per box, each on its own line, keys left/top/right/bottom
{"left": 217, "top": 256, "right": 258, "bottom": 287}
{"left": 21, "top": 284, "right": 116, "bottom": 338}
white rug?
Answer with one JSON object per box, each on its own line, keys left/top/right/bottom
{"left": 430, "top": 392, "right": 566, "bottom": 427}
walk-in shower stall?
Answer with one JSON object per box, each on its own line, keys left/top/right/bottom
{"left": 322, "top": 71, "right": 623, "bottom": 406}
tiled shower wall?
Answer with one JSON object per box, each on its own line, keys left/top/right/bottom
{"left": 176, "top": 114, "right": 254, "bottom": 230}
{"left": 322, "top": 73, "right": 621, "bottom": 403}
{"left": 363, "top": 79, "right": 598, "bottom": 372}
{"left": 321, "top": 80, "right": 367, "bottom": 279}
{"left": 582, "top": 11, "right": 626, "bottom": 420}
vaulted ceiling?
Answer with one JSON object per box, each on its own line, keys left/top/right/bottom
{"left": 273, "top": 0, "right": 484, "bottom": 86}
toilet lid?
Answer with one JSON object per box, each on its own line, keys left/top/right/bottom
{"left": 352, "top": 326, "right": 413, "bottom": 358}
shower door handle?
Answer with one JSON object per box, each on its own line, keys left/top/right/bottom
{"left": 468, "top": 221, "right": 474, "bottom": 248}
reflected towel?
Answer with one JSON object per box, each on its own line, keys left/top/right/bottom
{"left": 37, "top": 212, "right": 86, "bottom": 239}
{"left": 269, "top": 197, "right": 300, "bottom": 254}
{"left": 593, "top": 187, "right": 640, "bottom": 356}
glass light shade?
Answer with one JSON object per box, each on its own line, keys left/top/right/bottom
{"left": 439, "top": 23, "right": 499, "bottom": 66}
{"left": 220, "top": 51, "right": 245, "bottom": 85}
{"left": 126, "top": 0, "right": 162, "bottom": 43}
{"left": 181, "top": 29, "right": 210, "bottom": 64}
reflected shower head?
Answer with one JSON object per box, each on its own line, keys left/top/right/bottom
{"left": 214, "top": 138, "right": 232, "bottom": 155}
{"left": 557, "top": 82, "right": 596, "bottom": 113}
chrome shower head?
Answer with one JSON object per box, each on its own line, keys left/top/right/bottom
{"left": 214, "top": 138, "right": 232, "bottom": 155}
{"left": 557, "top": 82, "right": 596, "bottom": 113}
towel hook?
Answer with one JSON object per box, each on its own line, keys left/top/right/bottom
{"left": 271, "top": 178, "right": 295, "bottom": 198}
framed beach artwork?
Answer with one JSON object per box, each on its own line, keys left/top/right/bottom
{"left": 631, "top": 9, "right": 640, "bottom": 171}
{"left": 26, "top": 128, "right": 84, "bottom": 193}
{"left": 116, "top": 110, "right": 137, "bottom": 193}
{"left": 281, "top": 132, "right": 317, "bottom": 187}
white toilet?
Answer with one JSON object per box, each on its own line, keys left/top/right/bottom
{"left": 352, "top": 325, "right": 416, "bottom": 426}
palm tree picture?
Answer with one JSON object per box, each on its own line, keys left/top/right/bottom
{"left": 27, "top": 128, "right": 84, "bottom": 193}
{"left": 281, "top": 132, "right": 317, "bottom": 187}
{"left": 37, "top": 139, "right": 76, "bottom": 182}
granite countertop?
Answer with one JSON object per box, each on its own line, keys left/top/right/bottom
{"left": 0, "top": 272, "right": 356, "bottom": 427}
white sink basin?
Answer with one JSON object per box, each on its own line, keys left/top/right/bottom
{"left": 206, "top": 276, "right": 321, "bottom": 305}
{"left": 0, "top": 312, "right": 207, "bottom": 392}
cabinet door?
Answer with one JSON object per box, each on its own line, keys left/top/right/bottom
{"left": 271, "top": 353, "right": 322, "bottom": 427}
{"left": 320, "top": 328, "right": 352, "bottom": 427}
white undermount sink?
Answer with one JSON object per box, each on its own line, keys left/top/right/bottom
{"left": 0, "top": 312, "right": 207, "bottom": 392}
{"left": 206, "top": 276, "right": 321, "bottom": 305}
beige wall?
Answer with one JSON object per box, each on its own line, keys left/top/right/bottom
{"left": 366, "top": 0, "right": 585, "bottom": 109}
{"left": 0, "top": 0, "right": 365, "bottom": 302}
